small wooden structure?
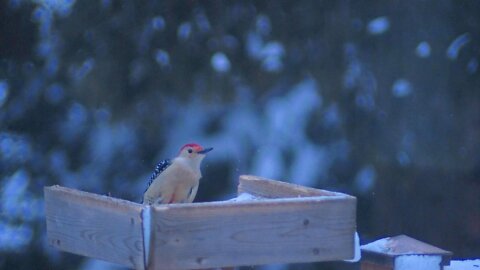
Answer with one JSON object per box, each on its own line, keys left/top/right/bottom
{"left": 45, "top": 175, "right": 356, "bottom": 269}
{"left": 361, "top": 235, "right": 452, "bottom": 270}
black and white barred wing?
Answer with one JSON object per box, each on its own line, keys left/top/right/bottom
{"left": 141, "top": 159, "right": 172, "bottom": 203}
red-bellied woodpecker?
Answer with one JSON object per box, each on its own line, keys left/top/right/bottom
{"left": 142, "top": 143, "right": 213, "bottom": 205}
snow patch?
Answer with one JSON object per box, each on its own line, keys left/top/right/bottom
{"left": 0, "top": 222, "right": 33, "bottom": 251}
{"left": 323, "top": 103, "right": 340, "bottom": 128}
{"left": 245, "top": 31, "right": 284, "bottom": 72}
{"left": 246, "top": 32, "right": 263, "bottom": 59}
{"left": 154, "top": 49, "right": 170, "bottom": 67}
{"left": 252, "top": 146, "right": 285, "bottom": 180}
{"left": 290, "top": 145, "right": 328, "bottom": 187}
{"left": 467, "top": 58, "right": 478, "bottom": 74}
{"left": 445, "top": 259, "right": 480, "bottom": 270}
{"left": 211, "top": 52, "right": 231, "bottom": 73}
{"left": 0, "top": 80, "right": 9, "bottom": 107}
{"left": 367, "top": 16, "right": 390, "bottom": 35}
{"left": 361, "top": 237, "right": 392, "bottom": 253}
{"left": 228, "top": 192, "right": 261, "bottom": 202}
{"left": 392, "top": 79, "right": 412, "bottom": 98}
{"left": 256, "top": 14, "right": 271, "bottom": 35}
{"left": 416, "top": 42, "right": 431, "bottom": 58}
{"left": 396, "top": 151, "right": 411, "bottom": 166}
{"left": 0, "top": 133, "right": 33, "bottom": 164}
{"left": 261, "top": 41, "right": 284, "bottom": 72}
{"left": 177, "top": 22, "right": 192, "bottom": 40}
{"left": 195, "top": 11, "right": 211, "bottom": 33}
{"left": 45, "top": 83, "right": 64, "bottom": 104}
{"left": 70, "top": 58, "right": 95, "bottom": 82}
{"left": 151, "top": 16, "right": 165, "bottom": 31}
{"left": 354, "top": 165, "right": 376, "bottom": 194}
{"left": 344, "top": 232, "right": 361, "bottom": 262}
{"left": 395, "top": 255, "right": 442, "bottom": 270}
{"left": 34, "top": 0, "right": 76, "bottom": 17}
{"left": 141, "top": 206, "right": 152, "bottom": 268}
{"left": 447, "top": 33, "right": 471, "bottom": 60}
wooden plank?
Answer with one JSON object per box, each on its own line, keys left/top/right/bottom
{"left": 148, "top": 196, "right": 356, "bottom": 269}
{"left": 377, "top": 235, "right": 451, "bottom": 256}
{"left": 238, "top": 175, "right": 344, "bottom": 198}
{"left": 44, "top": 186, "right": 145, "bottom": 269}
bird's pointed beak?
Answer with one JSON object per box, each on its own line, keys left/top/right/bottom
{"left": 197, "top": 147, "right": 213, "bottom": 154}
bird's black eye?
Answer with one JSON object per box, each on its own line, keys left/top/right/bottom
{"left": 188, "top": 149, "right": 193, "bottom": 153}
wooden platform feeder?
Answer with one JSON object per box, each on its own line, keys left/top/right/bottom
{"left": 45, "top": 175, "right": 357, "bottom": 269}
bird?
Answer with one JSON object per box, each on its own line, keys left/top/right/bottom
{"left": 142, "top": 143, "right": 213, "bottom": 205}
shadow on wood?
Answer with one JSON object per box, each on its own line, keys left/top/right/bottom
{"left": 45, "top": 175, "right": 357, "bottom": 269}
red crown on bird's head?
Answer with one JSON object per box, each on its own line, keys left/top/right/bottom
{"left": 180, "top": 143, "right": 204, "bottom": 153}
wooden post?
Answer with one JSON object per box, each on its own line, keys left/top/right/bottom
{"left": 360, "top": 235, "right": 452, "bottom": 270}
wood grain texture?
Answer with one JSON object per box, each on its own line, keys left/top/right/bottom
{"left": 44, "top": 186, "right": 145, "bottom": 269}
{"left": 149, "top": 196, "right": 356, "bottom": 269}
{"left": 238, "top": 175, "right": 345, "bottom": 198}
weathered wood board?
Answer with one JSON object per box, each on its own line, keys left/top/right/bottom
{"left": 238, "top": 175, "right": 340, "bottom": 198}
{"left": 45, "top": 175, "right": 357, "bottom": 270}
{"left": 149, "top": 196, "right": 356, "bottom": 269}
{"left": 44, "top": 186, "right": 145, "bottom": 269}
